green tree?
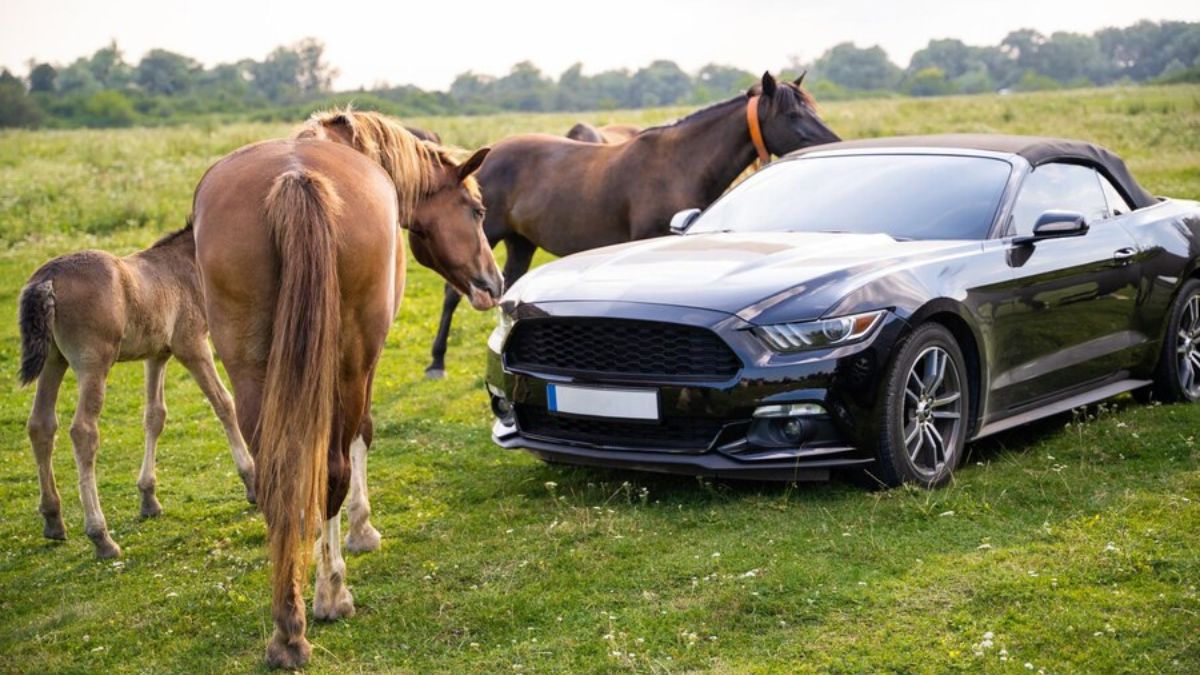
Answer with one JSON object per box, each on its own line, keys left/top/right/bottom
{"left": 694, "top": 64, "right": 754, "bottom": 100}
{"left": 0, "top": 70, "right": 43, "bottom": 127}
{"left": 83, "top": 90, "right": 136, "bottom": 126}
{"left": 28, "top": 63, "right": 56, "bottom": 93}
{"left": 495, "top": 61, "right": 553, "bottom": 111}
{"left": 905, "top": 67, "right": 957, "bottom": 96}
{"left": 629, "top": 60, "right": 692, "bottom": 106}
{"left": 57, "top": 58, "right": 101, "bottom": 95}
{"left": 812, "top": 43, "right": 901, "bottom": 90}
{"left": 87, "top": 40, "right": 132, "bottom": 89}
{"left": 136, "top": 49, "right": 199, "bottom": 95}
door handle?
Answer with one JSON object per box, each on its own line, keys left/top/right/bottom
{"left": 1113, "top": 247, "right": 1137, "bottom": 264}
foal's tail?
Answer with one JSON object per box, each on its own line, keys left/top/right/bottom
{"left": 257, "top": 169, "right": 342, "bottom": 624}
{"left": 18, "top": 279, "right": 55, "bottom": 386}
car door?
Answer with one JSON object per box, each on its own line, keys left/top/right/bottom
{"left": 989, "top": 162, "right": 1142, "bottom": 413}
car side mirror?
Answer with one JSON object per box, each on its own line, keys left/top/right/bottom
{"left": 669, "top": 208, "right": 702, "bottom": 235}
{"left": 1013, "top": 210, "right": 1088, "bottom": 245}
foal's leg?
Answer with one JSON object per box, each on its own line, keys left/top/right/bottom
{"left": 70, "top": 362, "right": 121, "bottom": 558}
{"left": 28, "top": 349, "right": 68, "bottom": 540}
{"left": 177, "top": 343, "right": 256, "bottom": 504}
{"left": 344, "top": 412, "right": 380, "bottom": 553}
{"left": 137, "top": 356, "right": 169, "bottom": 518}
{"left": 425, "top": 282, "right": 463, "bottom": 379}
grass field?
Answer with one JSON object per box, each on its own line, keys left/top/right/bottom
{"left": 0, "top": 85, "right": 1198, "bottom": 673}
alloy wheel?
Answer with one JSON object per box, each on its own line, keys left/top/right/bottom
{"left": 902, "top": 345, "right": 963, "bottom": 477}
{"left": 1176, "top": 292, "right": 1200, "bottom": 399}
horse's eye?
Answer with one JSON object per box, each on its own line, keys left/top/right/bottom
{"left": 473, "top": 207, "right": 486, "bottom": 219}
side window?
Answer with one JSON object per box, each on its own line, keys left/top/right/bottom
{"left": 1009, "top": 163, "right": 1109, "bottom": 236}
{"left": 1098, "top": 174, "right": 1133, "bottom": 217}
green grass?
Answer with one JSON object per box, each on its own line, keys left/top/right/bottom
{"left": 0, "top": 85, "right": 1198, "bottom": 673}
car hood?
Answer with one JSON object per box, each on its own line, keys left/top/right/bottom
{"left": 507, "top": 231, "right": 979, "bottom": 322}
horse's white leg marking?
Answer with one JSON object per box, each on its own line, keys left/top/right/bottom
{"left": 70, "top": 366, "right": 121, "bottom": 558}
{"left": 180, "top": 345, "right": 256, "bottom": 504}
{"left": 313, "top": 513, "right": 355, "bottom": 621}
{"left": 344, "top": 435, "right": 381, "bottom": 552}
{"left": 138, "top": 357, "right": 168, "bottom": 518}
{"left": 29, "top": 354, "right": 68, "bottom": 540}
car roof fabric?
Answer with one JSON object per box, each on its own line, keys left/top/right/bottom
{"left": 790, "top": 134, "right": 1157, "bottom": 209}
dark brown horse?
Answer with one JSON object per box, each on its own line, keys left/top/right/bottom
{"left": 405, "top": 125, "right": 442, "bottom": 144}
{"left": 193, "top": 109, "right": 501, "bottom": 668}
{"left": 566, "top": 122, "right": 640, "bottom": 144}
{"left": 426, "top": 71, "right": 839, "bottom": 377}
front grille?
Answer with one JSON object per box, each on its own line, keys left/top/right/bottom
{"left": 505, "top": 318, "right": 740, "bottom": 380}
{"left": 516, "top": 404, "right": 724, "bottom": 451}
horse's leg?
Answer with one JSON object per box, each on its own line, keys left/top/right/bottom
{"left": 425, "top": 225, "right": 506, "bottom": 379}
{"left": 70, "top": 361, "right": 120, "bottom": 558}
{"left": 344, "top": 411, "right": 380, "bottom": 553}
{"left": 502, "top": 234, "right": 537, "bottom": 289}
{"left": 176, "top": 342, "right": 256, "bottom": 504}
{"left": 28, "top": 349, "right": 68, "bottom": 541}
{"left": 137, "top": 356, "right": 169, "bottom": 518}
{"left": 425, "top": 282, "right": 463, "bottom": 380}
{"left": 314, "top": 371, "right": 370, "bottom": 621}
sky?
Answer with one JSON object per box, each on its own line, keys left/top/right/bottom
{"left": 3, "top": 0, "right": 1199, "bottom": 91}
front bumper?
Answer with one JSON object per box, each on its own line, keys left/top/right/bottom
{"left": 486, "top": 301, "right": 907, "bottom": 481}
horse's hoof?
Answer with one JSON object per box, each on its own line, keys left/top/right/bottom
{"left": 345, "top": 525, "right": 381, "bottom": 553}
{"left": 42, "top": 517, "right": 67, "bottom": 541}
{"left": 93, "top": 539, "right": 122, "bottom": 559}
{"left": 424, "top": 367, "right": 446, "bottom": 380}
{"left": 140, "top": 497, "right": 163, "bottom": 519}
{"left": 313, "top": 585, "right": 356, "bottom": 622}
{"left": 266, "top": 635, "right": 311, "bottom": 670}
{"left": 238, "top": 469, "right": 257, "bottom": 505}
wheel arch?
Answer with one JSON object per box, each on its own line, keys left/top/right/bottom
{"left": 903, "top": 300, "right": 987, "bottom": 438}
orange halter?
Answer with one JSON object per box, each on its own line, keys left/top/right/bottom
{"left": 746, "top": 95, "right": 770, "bottom": 169}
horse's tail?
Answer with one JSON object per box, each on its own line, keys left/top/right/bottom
{"left": 18, "top": 278, "right": 56, "bottom": 386}
{"left": 257, "top": 168, "right": 342, "bottom": 634}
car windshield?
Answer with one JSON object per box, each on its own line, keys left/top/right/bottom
{"left": 689, "top": 153, "right": 1013, "bottom": 240}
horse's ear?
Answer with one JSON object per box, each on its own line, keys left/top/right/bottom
{"left": 458, "top": 147, "right": 490, "bottom": 182}
{"left": 761, "top": 71, "right": 778, "bottom": 97}
{"left": 794, "top": 70, "right": 807, "bottom": 87}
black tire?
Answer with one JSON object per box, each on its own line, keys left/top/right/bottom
{"left": 1147, "top": 279, "right": 1200, "bottom": 403}
{"left": 871, "top": 323, "right": 970, "bottom": 489}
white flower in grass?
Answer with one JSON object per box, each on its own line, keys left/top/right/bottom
{"left": 1104, "top": 541, "right": 1119, "bottom": 553}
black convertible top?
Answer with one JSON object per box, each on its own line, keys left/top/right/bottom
{"left": 791, "top": 134, "right": 1157, "bottom": 209}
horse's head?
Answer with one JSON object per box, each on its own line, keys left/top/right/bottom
{"left": 407, "top": 146, "right": 503, "bottom": 310}
{"left": 750, "top": 71, "right": 840, "bottom": 155}
{"left": 297, "top": 109, "right": 503, "bottom": 310}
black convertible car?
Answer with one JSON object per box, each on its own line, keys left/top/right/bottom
{"left": 485, "top": 134, "right": 1200, "bottom": 487}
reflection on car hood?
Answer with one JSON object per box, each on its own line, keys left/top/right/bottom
{"left": 508, "top": 231, "right": 978, "bottom": 322}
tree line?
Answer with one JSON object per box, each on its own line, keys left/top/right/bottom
{"left": 2, "top": 20, "right": 1198, "bottom": 128}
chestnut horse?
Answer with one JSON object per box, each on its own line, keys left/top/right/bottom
{"left": 566, "top": 122, "right": 640, "bottom": 144}
{"left": 192, "top": 109, "right": 501, "bottom": 668}
{"left": 426, "top": 71, "right": 839, "bottom": 377}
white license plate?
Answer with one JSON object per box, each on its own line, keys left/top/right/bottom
{"left": 547, "top": 384, "right": 659, "bottom": 420}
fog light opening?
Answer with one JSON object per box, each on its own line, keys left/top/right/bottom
{"left": 489, "top": 388, "right": 515, "bottom": 425}
{"left": 780, "top": 418, "right": 806, "bottom": 444}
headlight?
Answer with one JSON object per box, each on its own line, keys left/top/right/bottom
{"left": 488, "top": 310, "right": 515, "bottom": 352}
{"left": 753, "top": 310, "right": 884, "bottom": 352}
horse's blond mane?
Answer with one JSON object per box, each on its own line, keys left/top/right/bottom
{"left": 296, "top": 108, "right": 476, "bottom": 223}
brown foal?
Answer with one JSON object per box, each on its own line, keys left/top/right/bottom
{"left": 18, "top": 225, "right": 255, "bottom": 559}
